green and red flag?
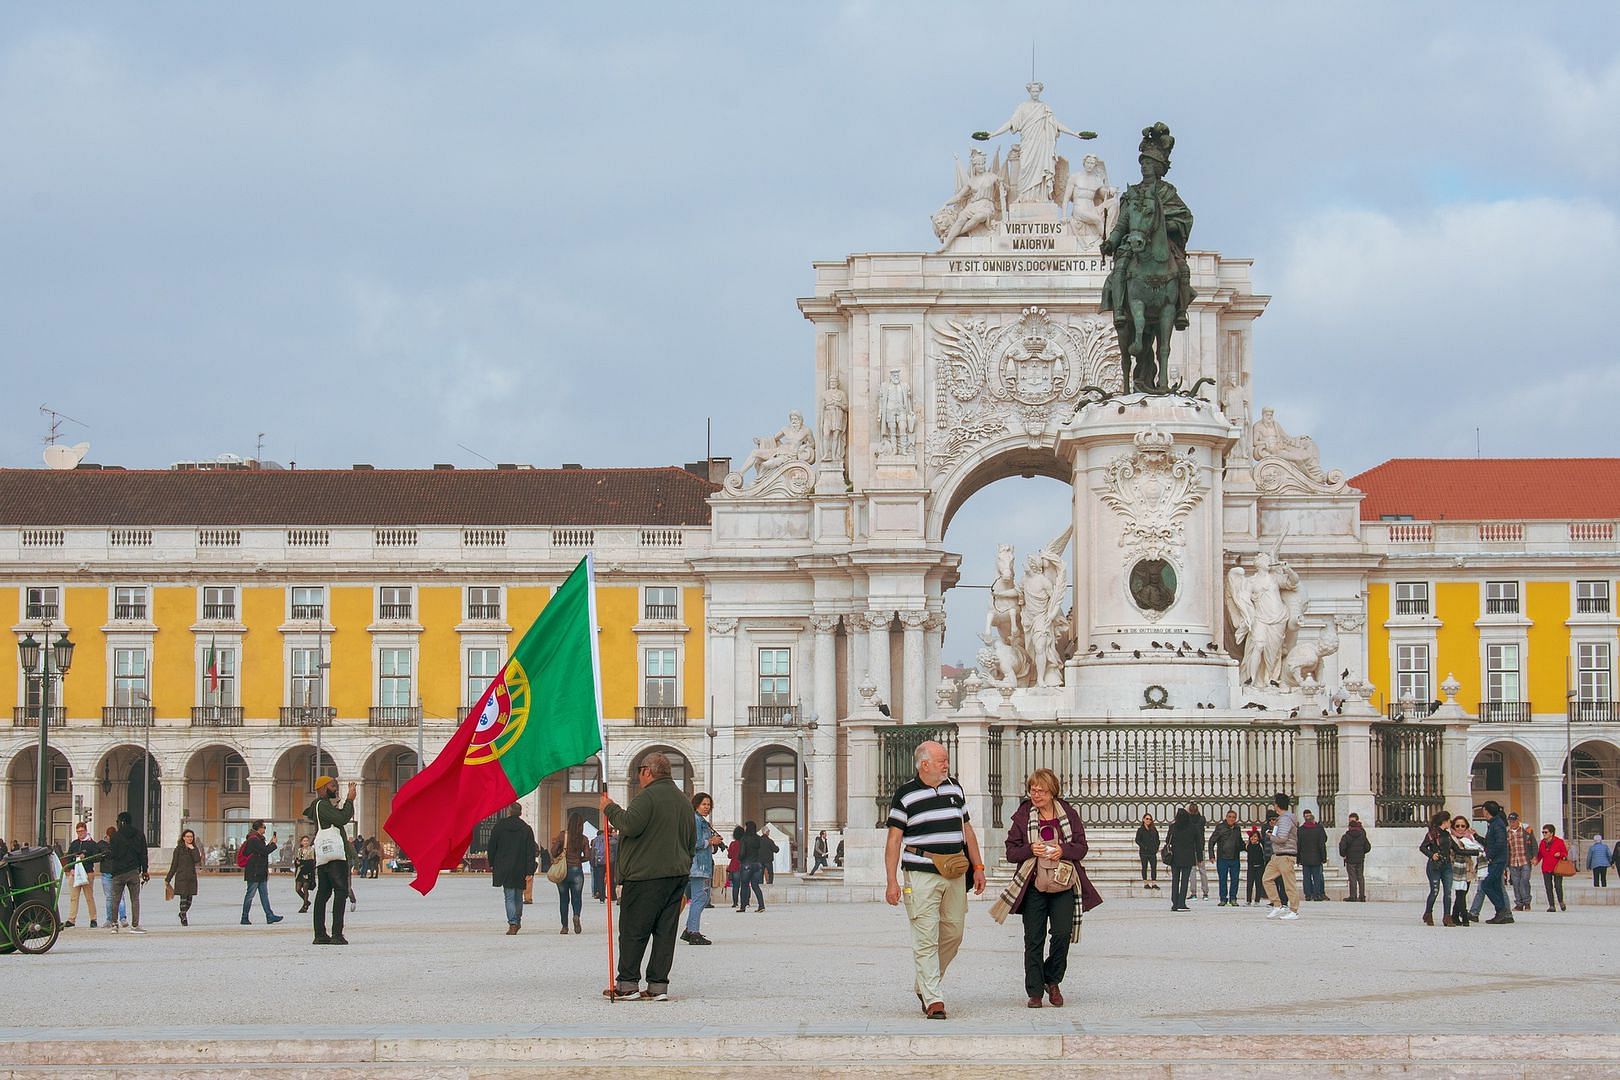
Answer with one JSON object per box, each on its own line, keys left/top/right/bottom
{"left": 385, "top": 556, "right": 604, "bottom": 895}
{"left": 204, "top": 635, "right": 220, "bottom": 694}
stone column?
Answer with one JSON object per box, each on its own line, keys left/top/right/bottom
{"left": 952, "top": 714, "right": 993, "bottom": 851}
{"left": 0, "top": 775, "right": 10, "bottom": 846}
{"left": 864, "top": 610, "right": 894, "bottom": 711}
{"left": 1296, "top": 725, "right": 1321, "bottom": 819}
{"left": 707, "top": 618, "right": 739, "bottom": 825}
{"left": 1333, "top": 719, "right": 1376, "bottom": 828}
{"left": 247, "top": 778, "right": 276, "bottom": 830}
{"left": 923, "top": 612, "right": 945, "bottom": 715}
{"left": 1536, "top": 772, "right": 1568, "bottom": 836}
{"left": 809, "top": 615, "right": 842, "bottom": 834}
{"left": 842, "top": 700, "right": 889, "bottom": 890}
{"left": 160, "top": 780, "right": 186, "bottom": 865}
{"left": 849, "top": 620, "right": 869, "bottom": 716}
{"left": 1439, "top": 720, "right": 1474, "bottom": 826}
{"left": 900, "top": 609, "right": 928, "bottom": 724}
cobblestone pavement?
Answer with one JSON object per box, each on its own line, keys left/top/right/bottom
{"left": 9, "top": 875, "right": 1618, "bottom": 1037}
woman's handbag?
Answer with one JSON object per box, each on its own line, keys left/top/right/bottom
{"left": 164, "top": 881, "right": 175, "bottom": 902}
{"left": 312, "top": 804, "right": 347, "bottom": 867}
{"left": 1034, "top": 858, "right": 1075, "bottom": 893}
{"left": 546, "top": 856, "right": 569, "bottom": 885}
{"left": 711, "top": 862, "right": 727, "bottom": 889}
{"left": 1554, "top": 858, "right": 1577, "bottom": 877}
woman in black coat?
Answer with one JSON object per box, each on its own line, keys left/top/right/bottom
{"left": 487, "top": 803, "right": 538, "bottom": 935}
{"left": 1134, "top": 814, "right": 1161, "bottom": 891}
{"left": 1243, "top": 827, "right": 1268, "bottom": 906}
{"left": 1165, "top": 807, "right": 1201, "bottom": 911}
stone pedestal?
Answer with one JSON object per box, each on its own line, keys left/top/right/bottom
{"left": 841, "top": 713, "right": 890, "bottom": 888}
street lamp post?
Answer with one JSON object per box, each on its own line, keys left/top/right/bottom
{"left": 793, "top": 709, "right": 819, "bottom": 874}
{"left": 19, "top": 622, "right": 75, "bottom": 849}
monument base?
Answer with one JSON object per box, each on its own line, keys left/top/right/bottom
{"left": 1065, "top": 653, "right": 1239, "bottom": 716}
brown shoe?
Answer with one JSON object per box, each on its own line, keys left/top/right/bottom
{"left": 1422, "top": 912, "right": 1433, "bottom": 926}
{"left": 1441, "top": 915, "right": 1453, "bottom": 927}
{"left": 573, "top": 916, "right": 582, "bottom": 934}
{"left": 1046, "top": 984, "right": 1064, "bottom": 1007}
{"left": 506, "top": 924, "right": 519, "bottom": 935}
{"left": 925, "top": 1002, "right": 947, "bottom": 1020}
{"left": 1027, "top": 996, "right": 1043, "bottom": 1008}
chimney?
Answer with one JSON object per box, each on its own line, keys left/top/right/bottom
{"left": 433, "top": 463, "right": 454, "bottom": 470}
{"left": 352, "top": 464, "right": 374, "bottom": 471}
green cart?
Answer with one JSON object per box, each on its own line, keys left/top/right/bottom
{"left": 0, "top": 847, "right": 65, "bottom": 955}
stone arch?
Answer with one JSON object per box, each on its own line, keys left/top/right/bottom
{"left": 90, "top": 743, "right": 163, "bottom": 842}
{"left": 927, "top": 435, "right": 1072, "bottom": 543}
{"left": 5, "top": 744, "right": 73, "bottom": 848}
{"left": 739, "top": 741, "right": 800, "bottom": 864}
{"left": 360, "top": 742, "right": 419, "bottom": 844}
{"left": 1565, "top": 738, "right": 1620, "bottom": 853}
{"left": 181, "top": 742, "right": 252, "bottom": 851}
{"left": 271, "top": 745, "right": 339, "bottom": 825}
{"left": 626, "top": 743, "right": 695, "bottom": 800}
{"left": 1470, "top": 739, "right": 1541, "bottom": 824}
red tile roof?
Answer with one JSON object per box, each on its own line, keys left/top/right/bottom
{"left": 1350, "top": 459, "right": 1620, "bottom": 522}
{"left": 0, "top": 467, "right": 716, "bottom": 527}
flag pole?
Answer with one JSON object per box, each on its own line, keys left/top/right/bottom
{"left": 583, "top": 553, "right": 615, "bottom": 1002}
{"left": 602, "top": 765, "right": 616, "bottom": 1003}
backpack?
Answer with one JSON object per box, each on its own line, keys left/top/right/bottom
{"left": 236, "top": 843, "right": 251, "bottom": 869}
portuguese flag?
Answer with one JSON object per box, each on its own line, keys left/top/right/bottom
{"left": 385, "top": 556, "right": 604, "bottom": 895}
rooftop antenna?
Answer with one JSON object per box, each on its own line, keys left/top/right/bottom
{"left": 255, "top": 432, "right": 266, "bottom": 464}
{"left": 40, "top": 405, "right": 90, "bottom": 470}
{"left": 39, "top": 404, "right": 87, "bottom": 446}
{"left": 457, "top": 441, "right": 499, "bottom": 468}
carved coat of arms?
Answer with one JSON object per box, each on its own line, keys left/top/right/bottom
{"left": 1098, "top": 426, "right": 1204, "bottom": 566}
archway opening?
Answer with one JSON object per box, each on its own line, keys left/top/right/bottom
{"left": 5, "top": 747, "right": 73, "bottom": 848}
{"left": 361, "top": 744, "right": 418, "bottom": 847}
{"left": 628, "top": 746, "right": 693, "bottom": 801}
{"left": 741, "top": 743, "right": 799, "bottom": 871}
{"left": 182, "top": 743, "right": 250, "bottom": 852}
{"left": 91, "top": 745, "right": 160, "bottom": 843}
{"left": 1565, "top": 740, "right": 1620, "bottom": 863}
{"left": 1470, "top": 741, "right": 1538, "bottom": 825}
{"left": 271, "top": 746, "right": 338, "bottom": 828}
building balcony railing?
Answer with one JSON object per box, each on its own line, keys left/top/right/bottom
{"left": 24, "top": 604, "right": 59, "bottom": 620}
{"left": 190, "top": 705, "right": 244, "bottom": 727}
{"left": 369, "top": 706, "right": 422, "bottom": 727}
{"left": 1394, "top": 599, "right": 1430, "bottom": 616}
{"left": 747, "top": 705, "right": 798, "bottom": 727}
{"left": 465, "top": 604, "right": 502, "bottom": 620}
{"left": 290, "top": 604, "right": 325, "bottom": 620}
{"left": 1576, "top": 597, "right": 1612, "bottom": 615}
{"left": 202, "top": 603, "right": 237, "bottom": 620}
{"left": 102, "top": 706, "right": 154, "bottom": 727}
{"left": 12, "top": 706, "right": 64, "bottom": 727}
{"left": 1479, "top": 701, "right": 1533, "bottom": 723}
{"left": 634, "top": 705, "right": 689, "bottom": 727}
{"left": 1569, "top": 701, "right": 1620, "bottom": 723}
{"left": 379, "top": 604, "right": 414, "bottom": 620}
{"left": 1484, "top": 598, "right": 1519, "bottom": 615}
{"left": 643, "top": 604, "right": 679, "bottom": 621}
{"left": 113, "top": 604, "right": 148, "bottom": 620}
{"left": 279, "top": 706, "right": 334, "bottom": 728}
{"left": 1386, "top": 701, "right": 1438, "bottom": 721}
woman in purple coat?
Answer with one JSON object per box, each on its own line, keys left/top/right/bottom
{"left": 991, "top": 768, "right": 1103, "bottom": 1008}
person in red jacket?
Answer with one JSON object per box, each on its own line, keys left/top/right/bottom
{"left": 1538, "top": 823, "right": 1570, "bottom": 912}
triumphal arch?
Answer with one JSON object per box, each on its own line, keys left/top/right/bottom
{"left": 700, "top": 86, "right": 1471, "bottom": 888}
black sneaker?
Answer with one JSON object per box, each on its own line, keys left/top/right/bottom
{"left": 313, "top": 934, "right": 332, "bottom": 945}
{"left": 688, "top": 933, "right": 712, "bottom": 945}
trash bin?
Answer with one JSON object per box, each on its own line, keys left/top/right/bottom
{"left": 4, "top": 847, "right": 57, "bottom": 899}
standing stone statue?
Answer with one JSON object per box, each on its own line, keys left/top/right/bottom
{"left": 1020, "top": 548, "right": 1066, "bottom": 688}
{"left": 877, "top": 369, "right": 915, "bottom": 455}
{"left": 1100, "top": 123, "right": 1195, "bottom": 393}
{"left": 974, "top": 82, "right": 1096, "bottom": 206}
{"left": 1226, "top": 552, "right": 1302, "bottom": 687}
{"left": 820, "top": 371, "right": 848, "bottom": 464}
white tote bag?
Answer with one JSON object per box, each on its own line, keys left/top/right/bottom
{"left": 313, "top": 802, "right": 347, "bottom": 867}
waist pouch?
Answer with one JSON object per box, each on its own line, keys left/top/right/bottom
{"left": 906, "top": 845, "right": 969, "bottom": 880}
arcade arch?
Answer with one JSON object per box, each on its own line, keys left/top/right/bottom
{"left": 180, "top": 744, "right": 250, "bottom": 850}
{"left": 1566, "top": 739, "right": 1620, "bottom": 854}
{"left": 361, "top": 743, "right": 418, "bottom": 844}
{"left": 271, "top": 746, "right": 337, "bottom": 825}
{"left": 627, "top": 745, "right": 693, "bottom": 800}
{"left": 5, "top": 746, "right": 73, "bottom": 848}
{"left": 92, "top": 744, "right": 160, "bottom": 842}
{"left": 1470, "top": 741, "right": 1541, "bottom": 825}
{"left": 740, "top": 743, "right": 799, "bottom": 862}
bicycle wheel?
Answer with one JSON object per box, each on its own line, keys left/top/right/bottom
{"left": 10, "top": 900, "right": 60, "bottom": 954}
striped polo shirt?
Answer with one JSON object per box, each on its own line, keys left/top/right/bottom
{"left": 887, "top": 774, "right": 970, "bottom": 874}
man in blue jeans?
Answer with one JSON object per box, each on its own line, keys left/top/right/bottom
{"left": 1475, "top": 800, "right": 1514, "bottom": 924}
{"left": 1207, "top": 809, "right": 1244, "bottom": 906}
{"left": 239, "top": 820, "right": 285, "bottom": 926}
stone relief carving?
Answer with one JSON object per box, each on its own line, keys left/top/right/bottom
{"left": 707, "top": 618, "right": 737, "bottom": 635}
{"left": 1099, "top": 426, "right": 1204, "bottom": 583}
{"left": 819, "top": 371, "right": 848, "bottom": 464}
{"left": 1061, "top": 154, "right": 1119, "bottom": 249}
{"left": 1250, "top": 407, "right": 1346, "bottom": 494}
{"left": 1219, "top": 368, "right": 1252, "bottom": 459}
{"left": 976, "top": 528, "right": 1072, "bottom": 688}
{"left": 721, "top": 411, "right": 816, "bottom": 498}
{"left": 808, "top": 614, "right": 842, "bottom": 635}
{"left": 929, "top": 309, "right": 1122, "bottom": 474}
{"left": 1225, "top": 550, "right": 1302, "bottom": 688}
{"left": 899, "top": 609, "right": 930, "bottom": 630}
{"left": 1283, "top": 621, "right": 1340, "bottom": 690}
{"left": 876, "top": 369, "right": 917, "bottom": 456}
{"left": 1333, "top": 612, "right": 1365, "bottom": 633}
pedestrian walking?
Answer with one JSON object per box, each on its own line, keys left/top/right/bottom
{"left": 551, "top": 815, "right": 590, "bottom": 935}
{"left": 1134, "top": 814, "right": 1160, "bottom": 891}
{"left": 991, "top": 768, "right": 1102, "bottom": 1009}
{"left": 1165, "top": 807, "right": 1200, "bottom": 911}
{"left": 487, "top": 802, "right": 538, "bottom": 935}
{"left": 293, "top": 836, "right": 316, "bottom": 913}
{"left": 1244, "top": 826, "right": 1267, "bottom": 905}
{"left": 1337, "top": 812, "right": 1371, "bottom": 902}
{"left": 165, "top": 828, "right": 202, "bottom": 926}
{"left": 100, "top": 824, "right": 127, "bottom": 927}
{"left": 104, "top": 811, "right": 149, "bottom": 935}
{"left": 63, "top": 821, "right": 101, "bottom": 928}
{"left": 810, "top": 830, "right": 830, "bottom": 875}
{"left": 1419, "top": 809, "right": 1458, "bottom": 925}
{"left": 759, "top": 824, "right": 781, "bottom": 885}
{"left": 1208, "top": 809, "right": 1244, "bottom": 906}
{"left": 1538, "top": 823, "right": 1570, "bottom": 912}
{"left": 1448, "top": 816, "right": 1484, "bottom": 926}
{"left": 589, "top": 828, "right": 608, "bottom": 902}
{"left": 1186, "top": 803, "right": 1209, "bottom": 900}
{"left": 735, "top": 822, "right": 766, "bottom": 912}
{"left": 1589, "top": 834, "right": 1611, "bottom": 888}
{"left": 884, "top": 740, "right": 986, "bottom": 1020}
{"left": 1259, "top": 793, "right": 1301, "bottom": 920}
{"left": 725, "top": 827, "right": 744, "bottom": 909}
{"left": 600, "top": 752, "right": 697, "bottom": 1002}
{"left": 1297, "top": 809, "right": 1328, "bottom": 901}
{"left": 304, "top": 776, "right": 357, "bottom": 945}
{"left": 238, "top": 820, "right": 285, "bottom": 925}
{"left": 1506, "top": 812, "right": 1534, "bottom": 911}
{"left": 1475, "top": 800, "right": 1513, "bottom": 923}
{"left": 682, "top": 792, "right": 724, "bottom": 945}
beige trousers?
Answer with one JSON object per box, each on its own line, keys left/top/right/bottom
{"left": 1261, "top": 854, "right": 1300, "bottom": 912}
{"left": 902, "top": 869, "right": 966, "bottom": 1007}
{"left": 67, "top": 882, "right": 98, "bottom": 923}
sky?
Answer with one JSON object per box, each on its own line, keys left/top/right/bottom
{"left": 3, "top": 3, "right": 1617, "bottom": 663}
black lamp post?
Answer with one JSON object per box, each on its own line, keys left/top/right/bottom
{"left": 19, "top": 624, "right": 75, "bottom": 849}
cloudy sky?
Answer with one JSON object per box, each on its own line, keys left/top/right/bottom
{"left": 3, "top": 4, "right": 1616, "bottom": 661}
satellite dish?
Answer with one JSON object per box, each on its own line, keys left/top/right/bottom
{"left": 44, "top": 442, "right": 90, "bottom": 470}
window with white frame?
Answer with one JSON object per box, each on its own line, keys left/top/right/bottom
{"left": 1485, "top": 581, "right": 1519, "bottom": 616}
{"left": 25, "top": 586, "right": 59, "bottom": 620}
{"left": 394, "top": 751, "right": 419, "bottom": 790}
{"left": 1485, "top": 644, "right": 1520, "bottom": 703}
{"left": 644, "top": 586, "right": 679, "bottom": 620}
{"left": 644, "top": 648, "right": 678, "bottom": 706}
{"left": 1577, "top": 580, "right": 1612, "bottom": 615}
{"left": 379, "top": 586, "right": 414, "bottom": 620}
{"left": 290, "top": 647, "right": 324, "bottom": 706}
{"left": 23, "top": 671, "right": 57, "bottom": 712}
{"left": 466, "top": 587, "right": 501, "bottom": 621}
{"left": 1395, "top": 643, "right": 1430, "bottom": 703}
{"left": 467, "top": 648, "right": 502, "bottom": 705}
{"left": 201, "top": 643, "right": 237, "bottom": 706}
{"left": 764, "top": 751, "right": 797, "bottom": 794}
{"left": 113, "top": 586, "right": 148, "bottom": 621}
{"left": 379, "top": 648, "right": 413, "bottom": 707}
{"left": 758, "top": 648, "right": 791, "bottom": 706}
{"left": 223, "top": 752, "right": 249, "bottom": 794}
{"left": 51, "top": 764, "right": 71, "bottom": 794}
{"left": 291, "top": 586, "right": 325, "bottom": 620}
{"left": 113, "top": 648, "right": 149, "bottom": 706}
{"left": 568, "top": 755, "right": 601, "bottom": 793}
{"left": 202, "top": 586, "right": 236, "bottom": 620}
{"left": 1394, "top": 582, "right": 1429, "bottom": 616}
{"left": 1577, "top": 643, "right": 1612, "bottom": 702}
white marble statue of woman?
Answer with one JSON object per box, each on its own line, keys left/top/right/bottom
{"left": 977, "top": 82, "right": 1095, "bottom": 206}
{"left": 1226, "top": 552, "right": 1301, "bottom": 687}
{"left": 1020, "top": 549, "right": 1066, "bottom": 687}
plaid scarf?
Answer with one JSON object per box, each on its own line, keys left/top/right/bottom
{"left": 990, "top": 805, "right": 1085, "bottom": 941}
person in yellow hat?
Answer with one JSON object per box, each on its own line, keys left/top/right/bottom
{"left": 303, "top": 775, "right": 357, "bottom": 945}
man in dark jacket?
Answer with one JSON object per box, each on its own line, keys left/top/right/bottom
{"left": 64, "top": 821, "right": 102, "bottom": 928}
{"left": 600, "top": 752, "right": 697, "bottom": 1001}
{"left": 1208, "top": 810, "right": 1244, "bottom": 906}
{"left": 239, "top": 820, "right": 284, "bottom": 925}
{"left": 1478, "top": 800, "right": 1513, "bottom": 923}
{"left": 487, "top": 802, "right": 538, "bottom": 935}
{"left": 104, "top": 811, "right": 149, "bottom": 935}
{"left": 1337, "top": 812, "right": 1372, "bottom": 901}
{"left": 304, "top": 776, "right": 358, "bottom": 945}
{"left": 1296, "top": 809, "right": 1328, "bottom": 900}
{"left": 1186, "top": 804, "right": 1209, "bottom": 901}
